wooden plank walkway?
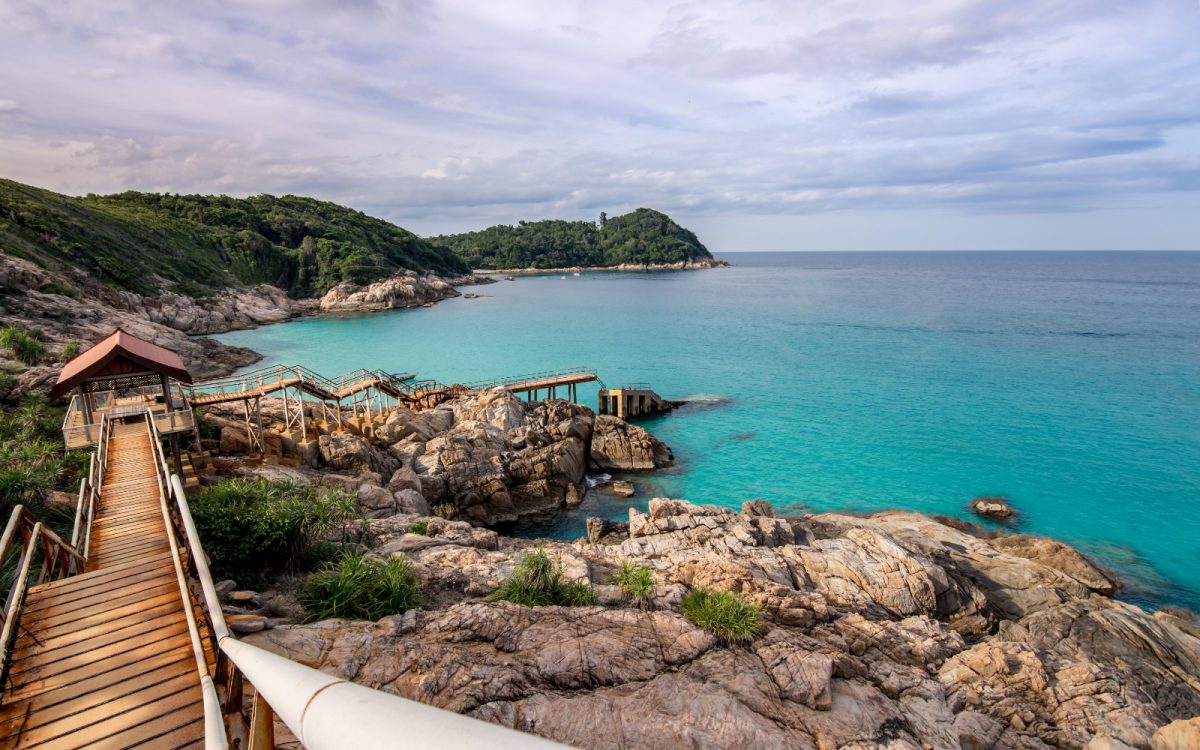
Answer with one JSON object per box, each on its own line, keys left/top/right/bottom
{"left": 0, "top": 419, "right": 211, "bottom": 749}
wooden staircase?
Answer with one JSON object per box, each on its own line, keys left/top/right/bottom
{"left": 0, "top": 419, "right": 212, "bottom": 749}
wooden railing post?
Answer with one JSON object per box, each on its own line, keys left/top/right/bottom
{"left": 249, "top": 689, "right": 276, "bottom": 750}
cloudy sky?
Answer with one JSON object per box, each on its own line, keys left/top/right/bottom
{"left": 1, "top": 0, "right": 1197, "bottom": 250}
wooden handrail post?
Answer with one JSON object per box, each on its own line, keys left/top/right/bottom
{"left": 249, "top": 689, "right": 276, "bottom": 750}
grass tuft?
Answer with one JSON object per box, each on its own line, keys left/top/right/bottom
{"left": 681, "top": 588, "right": 762, "bottom": 644}
{"left": 611, "top": 561, "right": 655, "bottom": 607}
{"left": 489, "top": 548, "right": 596, "bottom": 607}
{"left": 409, "top": 519, "right": 429, "bottom": 535}
{"left": 0, "top": 326, "right": 46, "bottom": 365}
{"left": 58, "top": 341, "right": 80, "bottom": 362}
{"left": 300, "top": 552, "right": 422, "bottom": 621}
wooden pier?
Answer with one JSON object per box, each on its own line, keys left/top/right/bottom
{"left": 464, "top": 368, "right": 599, "bottom": 403}
{"left": 0, "top": 419, "right": 213, "bottom": 748}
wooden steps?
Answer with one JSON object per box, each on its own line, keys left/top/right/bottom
{"left": 0, "top": 418, "right": 209, "bottom": 749}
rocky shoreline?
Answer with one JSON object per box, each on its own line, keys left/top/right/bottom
{"left": 241, "top": 493, "right": 1200, "bottom": 750}
{"left": 480, "top": 258, "right": 729, "bottom": 274}
{"left": 197, "top": 389, "right": 1200, "bottom": 750}
{"left": 0, "top": 252, "right": 492, "bottom": 395}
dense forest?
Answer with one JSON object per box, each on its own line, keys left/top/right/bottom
{"left": 0, "top": 180, "right": 469, "bottom": 298}
{"left": 430, "top": 208, "right": 712, "bottom": 269}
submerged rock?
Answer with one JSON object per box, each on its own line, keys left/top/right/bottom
{"left": 970, "top": 495, "right": 1016, "bottom": 519}
{"left": 608, "top": 480, "right": 636, "bottom": 497}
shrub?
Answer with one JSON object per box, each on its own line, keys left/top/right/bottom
{"left": 612, "top": 561, "right": 655, "bottom": 607}
{"left": 559, "top": 580, "right": 598, "bottom": 606}
{"left": 0, "top": 394, "right": 86, "bottom": 536}
{"left": 58, "top": 341, "right": 81, "bottom": 362}
{"left": 38, "top": 282, "right": 77, "bottom": 299}
{"left": 409, "top": 519, "right": 428, "bottom": 535}
{"left": 0, "top": 326, "right": 46, "bottom": 365}
{"left": 190, "top": 478, "right": 358, "bottom": 583}
{"left": 489, "top": 548, "right": 596, "bottom": 607}
{"left": 681, "top": 588, "right": 762, "bottom": 644}
{"left": 300, "top": 552, "right": 422, "bottom": 621}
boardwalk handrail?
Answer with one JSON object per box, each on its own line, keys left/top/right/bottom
{"left": 0, "top": 413, "right": 111, "bottom": 679}
{"left": 71, "top": 411, "right": 111, "bottom": 558}
{"left": 148, "top": 411, "right": 571, "bottom": 749}
{"left": 0, "top": 506, "right": 87, "bottom": 677}
{"left": 463, "top": 366, "right": 598, "bottom": 391}
{"left": 147, "top": 412, "right": 228, "bottom": 749}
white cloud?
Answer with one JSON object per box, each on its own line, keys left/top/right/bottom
{"left": 0, "top": 0, "right": 1197, "bottom": 248}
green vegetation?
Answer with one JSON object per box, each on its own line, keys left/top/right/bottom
{"left": 37, "top": 281, "right": 77, "bottom": 298}
{"left": 430, "top": 208, "right": 712, "bottom": 269}
{"left": 58, "top": 341, "right": 80, "bottom": 363}
{"left": 489, "top": 548, "right": 597, "bottom": 607}
{"left": 680, "top": 588, "right": 762, "bottom": 644}
{"left": 0, "top": 178, "right": 469, "bottom": 298}
{"left": 611, "top": 561, "right": 655, "bottom": 607}
{"left": 299, "top": 551, "right": 422, "bottom": 621}
{"left": 189, "top": 478, "right": 358, "bottom": 583}
{"left": 0, "top": 395, "right": 88, "bottom": 537}
{"left": 409, "top": 519, "right": 429, "bottom": 535}
{"left": 0, "top": 325, "right": 46, "bottom": 365}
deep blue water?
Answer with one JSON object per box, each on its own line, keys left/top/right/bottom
{"left": 214, "top": 252, "right": 1200, "bottom": 611}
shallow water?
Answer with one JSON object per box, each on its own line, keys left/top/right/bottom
{"left": 214, "top": 251, "right": 1200, "bottom": 610}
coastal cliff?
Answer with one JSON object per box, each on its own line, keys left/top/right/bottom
{"left": 245, "top": 497, "right": 1200, "bottom": 750}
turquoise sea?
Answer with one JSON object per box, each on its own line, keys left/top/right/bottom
{"left": 214, "top": 252, "right": 1200, "bottom": 611}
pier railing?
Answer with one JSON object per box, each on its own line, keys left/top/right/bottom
{"left": 464, "top": 366, "right": 599, "bottom": 391}
{"left": 0, "top": 414, "right": 107, "bottom": 678}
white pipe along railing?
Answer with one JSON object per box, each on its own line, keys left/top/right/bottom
{"left": 152, "top": 418, "right": 574, "bottom": 748}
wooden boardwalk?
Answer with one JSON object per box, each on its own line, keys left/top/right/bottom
{"left": 0, "top": 420, "right": 211, "bottom": 749}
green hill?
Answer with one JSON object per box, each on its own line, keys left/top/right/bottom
{"left": 429, "top": 208, "right": 713, "bottom": 270}
{"left": 0, "top": 180, "right": 469, "bottom": 298}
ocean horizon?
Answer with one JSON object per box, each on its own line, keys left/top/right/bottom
{"left": 214, "top": 250, "right": 1200, "bottom": 612}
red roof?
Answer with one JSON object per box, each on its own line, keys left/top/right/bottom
{"left": 50, "top": 329, "right": 192, "bottom": 398}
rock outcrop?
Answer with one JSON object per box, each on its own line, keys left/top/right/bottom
{"left": 248, "top": 499, "right": 1200, "bottom": 750}
{"left": 214, "top": 389, "right": 669, "bottom": 525}
{"left": 590, "top": 415, "right": 674, "bottom": 470}
{"left": 319, "top": 272, "right": 487, "bottom": 312}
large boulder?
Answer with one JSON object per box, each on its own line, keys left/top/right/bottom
{"left": 590, "top": 415, "right": 673, "bottom": 471}
{"left": 318, "top": 432, "right": 399, "bottom": 476}
{"left": 451, "top": 388, "right": 529, "bottom": 432}
{"left": 1152, "top": 718, "right": 1200, "bottom": 750}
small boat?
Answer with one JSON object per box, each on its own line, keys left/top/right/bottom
{"left": 422, "top": 302, "right": 434, "bottom": 307}
{"left": 505, "top": 276, "right": 515, "bottom": 281}
{"left": 464, "top": 293, "right": 478, "bottom": 299}
{"left": 573, "top": 272, "right": 580, "bottom": 277}
{"left": 560, "top": 276, "right": 567, "bottom": 280}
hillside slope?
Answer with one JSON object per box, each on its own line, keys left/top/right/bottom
{"left": 0, "top": 179, "right": 469, "bottom": 298}
{"left": 429, "top": 208, "right": 714, "bottom": 270}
